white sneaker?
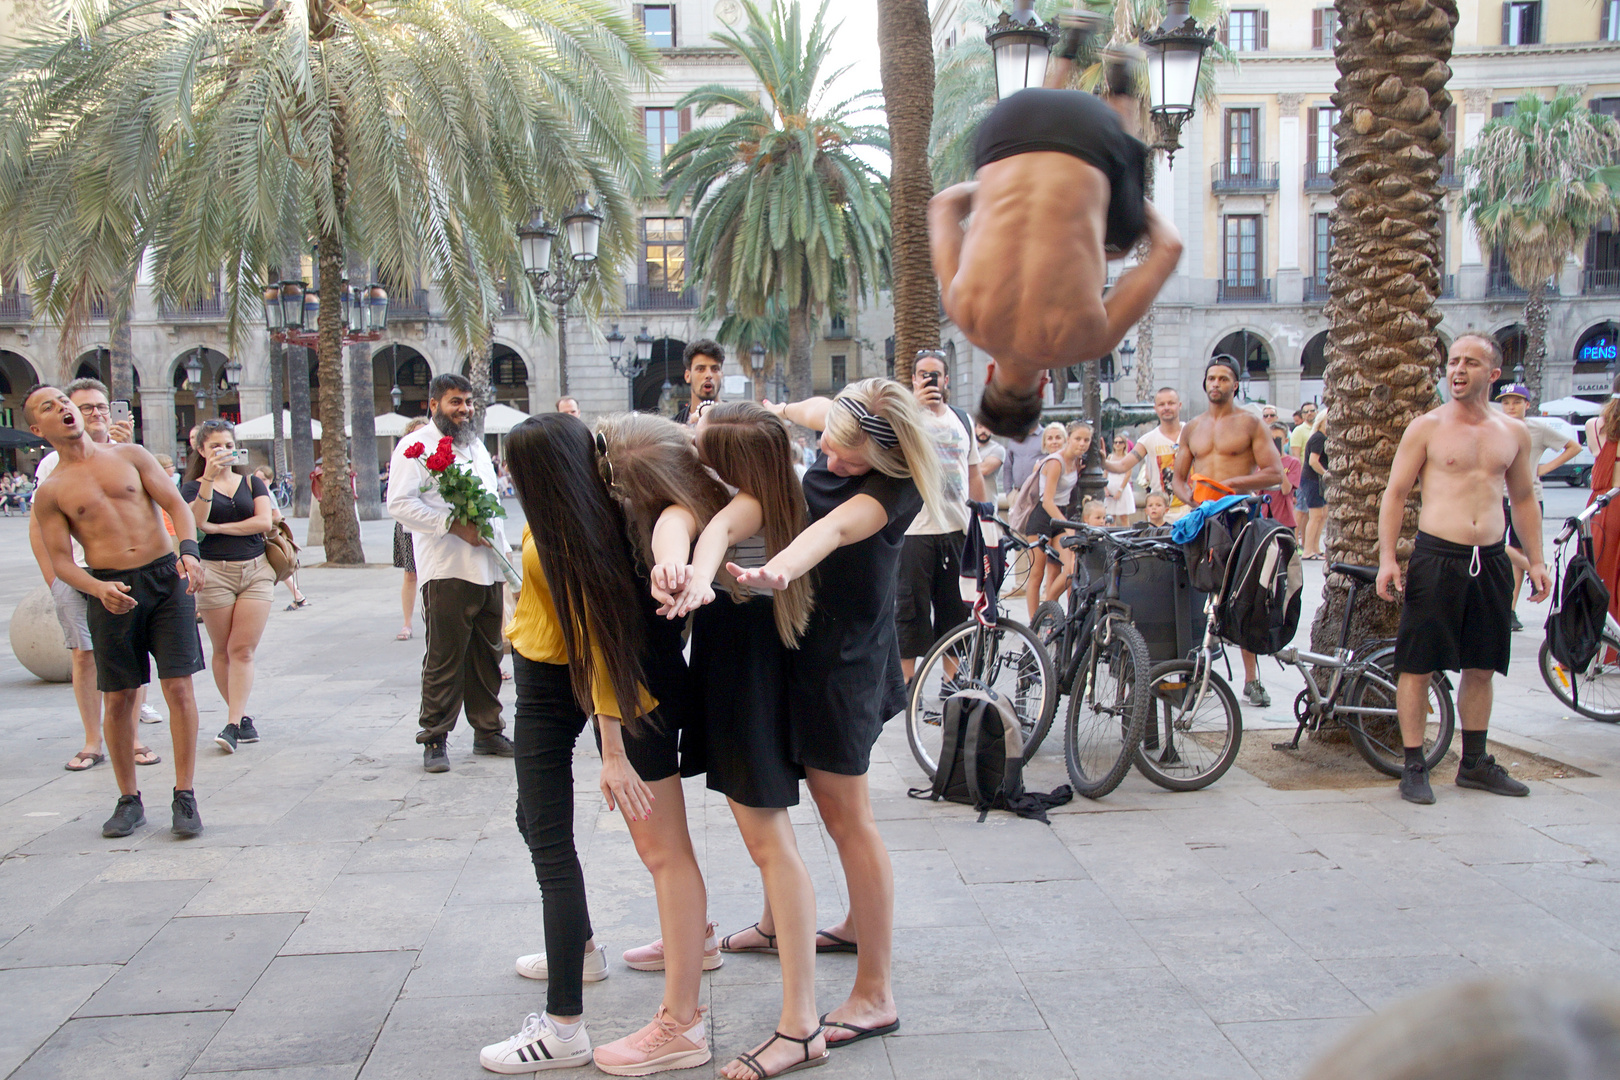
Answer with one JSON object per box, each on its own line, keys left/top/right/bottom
{"left": 515, "top": 941, "right": 608, "bottom": 982}
{"left": 139, "top": 704, "right": 163, "bottom": 724}
{"left": 480, "top": 1013, "right": 592, "bottom": 1073}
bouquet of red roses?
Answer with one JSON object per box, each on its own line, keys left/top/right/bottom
{"left": 404, "top": 435, "right": 520, "bottom": 587}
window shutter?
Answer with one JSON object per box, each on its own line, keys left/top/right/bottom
{"left": 1604, "top": 1, "right": 1611, "bottom": 40}
{"left": 1307, "top": 107, "right": 1318, "bottom": 167}
{"left": 1218, "top": 16, "right": 1228, "bottom": 47}
{"left": 1502, "top": 2, "right": 1512, "bottom": 44}
{"left": 1311, "top": 8, "right": 1322, "bottom": 49}
{"left": 668, "top": 4, "right": 677, "bottom": 47}
{"left": 679, "top": 107, "right": 691, "bottom": 136}
{"left": 1259, "top": 9, "right": 1269, "bottom": 50}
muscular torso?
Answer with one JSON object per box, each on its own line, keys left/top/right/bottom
{"left": 1183, "top": 410, "right": 1262, "bottom": 485}
{"left": 949, "top": 153, "right": 1109, "bottom": 365}
{"left": 37, "top": 446, "right": 174, "bottom": 570}
{"left": 1415, "top": 409, "right": 1523, "bottom": 546}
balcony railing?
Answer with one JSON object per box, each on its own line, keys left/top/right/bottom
{"left": 159, "top": 291, "right": 225, "bottom": 319}
{"left": 624, "top": 283, "right": 697, "bottom": 311}
{"left": 88, "top": 295, "right": 109, "bottom": 320}
{"left": 1585, "top": 267, "right": 1620, "bottom": 295}
{"left": 1486, "top": 268, "right": 1528, "bottom": 298}
{"left": 1439, "top": 273, "right": 1456, "bottom": 298}
{"left": 1439, "top": 160, "right": 1462, "bottom": 188}
{"left": 1303, "top": 276, "right": 1332, "bottom": 302}
{"left": 0, "top": 291, "right": 32, "bottom": 323}
{"left": 1217, "top": 278, "right": 1273, "bottom": 304}
{"left": 389, "top": 288, "right": 432, "bottom": 320}
{"left": 1211, "top": 160, "right": 1280, "bottom": 192}
{"left": 1303, "top": 160, "right": 1334, "bottom": 191}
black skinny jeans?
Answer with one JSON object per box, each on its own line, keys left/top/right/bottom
{"left": 512, "top": 654, "right": 593, "bottom": 1017}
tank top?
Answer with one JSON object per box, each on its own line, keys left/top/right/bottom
{"left": 1037, "top": 452, "right": 1078, "bottom": 508}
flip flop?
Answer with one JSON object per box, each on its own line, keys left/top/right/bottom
{"left": 819, "top": 1014, "right": 899, "bottom": 1047}
{"left": 719, "top": 922, "right": 779, "bottom": 954}
{"left": 65, "top": 751, "right": 105, "bottom": 772}
{"left": 814, "top": 929, "right": 858, "bottom": 954}
{"left": 134, "top": 747, "right": 162, "bottom": 766}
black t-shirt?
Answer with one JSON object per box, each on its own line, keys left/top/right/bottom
{"left": 181, "top": 474, "right": 270, "bottom": 561}
{"left": 1303, "top": 431, "right": 1329, "bottom": 485}
{"left": 800, "top": 454, "right": 924, "bottom": 622}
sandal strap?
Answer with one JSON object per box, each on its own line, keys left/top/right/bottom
{"left": 732, "top": 1027, "right": 825, "bottom": 1078}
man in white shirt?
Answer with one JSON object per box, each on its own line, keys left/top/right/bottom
{"left": 975, "top": 422, "right": 1006, "bottom": 506}
{"left": 1496, "top": 384, "right": 1581, "bottom": 630}
{"left": 1104, "top": 386, "right": 1187, "bottom": 521}
{"left": 897, "top": 351, "right": 984, "bottom": 680}
{"left": 388, "top": 374, "right": 514, "bottom": 772}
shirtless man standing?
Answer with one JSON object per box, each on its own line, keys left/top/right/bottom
{"left": 1172, "top": 357, "right": 1285, "bottom": 707}
{"left": 27, "top": 385, "right": 209, "bottom": 838}
{"left": 1376, "top": 335, "right": 1550, "bottom": 805}
{"left": 929, "top": 14, "right": 1183, "bottom": 436}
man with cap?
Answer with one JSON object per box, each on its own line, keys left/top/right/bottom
{"left": 1496, "top": 383, "right": 1580, "bottom": 630}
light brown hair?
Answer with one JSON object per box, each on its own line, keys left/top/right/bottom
{"left": 696, "top": 401, "right": 815, "bottom": 646}
{"left": 823, "top": 378, "right": 947, "bottom": 521}
{"left": 594, "top": 412, "right": 729, "bottom": 569}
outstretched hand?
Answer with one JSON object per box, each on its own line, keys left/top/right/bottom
{"left": 670, "top": 577, "right": 716, "bottom": 618}
{"left": 727, "top": 561, "right": 789, "bottom": 593}
{"left": 759, "top": 399, "right": 787, "bottom": 420}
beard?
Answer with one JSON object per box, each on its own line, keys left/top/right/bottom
{"left": 433, "top": 411, "right": 473, "bottom": 445}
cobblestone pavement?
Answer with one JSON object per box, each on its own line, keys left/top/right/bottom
{"left": 3, "top": 490, "right": 1619, "bottom": 1080}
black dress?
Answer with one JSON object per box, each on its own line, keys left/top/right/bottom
{"left": 623, "top": 573, "right": 705, "bottom": 782}
{"left": 788, "top": 455, "right": 924, "bottom": 775}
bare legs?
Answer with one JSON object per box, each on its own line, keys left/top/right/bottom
{"left": 71, "top": 649, "right": 101, "bottom": 757}
{"left": 200, "top": 597, "right": 272, "bottom": 725}
{"left": 105, "top": 675, "right": 197, "bottom": 796}
{"left": 400, "top": 570, "right": 417, "bottom": 635}
{"left": 624, "top": 777, "right": 707, "bottom": 1026}
{"left": 1304, "top": 506, "right": 1327, "bottom": 558}
{"left": 1026, "top": 544, "right": 1049, "bottom": 620}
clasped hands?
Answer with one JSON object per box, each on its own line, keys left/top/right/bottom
{"left": 648, "top": 560, "right": 790, "bottom": 618}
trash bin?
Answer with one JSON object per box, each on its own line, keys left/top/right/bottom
{"left": 1116, "top": 551, "right": 1206, "bottom": 664}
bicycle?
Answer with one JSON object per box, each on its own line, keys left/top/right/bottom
{"left": 905, "top": 524, "right": 1058, "bottom": 778}
{"left": 1539, "top": 486, "right": 1620, "bottom": 722}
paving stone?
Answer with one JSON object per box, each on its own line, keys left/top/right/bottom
{"left": 76, "top": 913, "right": 302, "bottom": 1016}
{"left": 401, "top": 902, "right": 548, "bottom": 999}
{"left": 181, "top": 844, "right": 357, "bottom": 916}
{"left": 971, "top": 879, "right": 1160, "bottom": 972}
{"left": 1220, "top": 1016, "right": 1361, "bottom": 1080}
{"left": 358, "top": 991, "right": 547, "bottom": 1080}
{"left": 1319, "top": 954, "right": 1485, "bottom": 1011}
{"left": 0, "top": 965, "right": 118, "bottom": 1077}
{"left": 890, "top": 924, "right": 1045, "bottom": 1036}
{"left": 883, "top": 1028, "right": 1077, "bottom": 1080}
{"left": 1069, "top": 841, "right": 1256, "bottom": 921}
{"left": 280, "top": 868, "right": 458, "bottom": 955}
{"left": 0, "top": 879, "right": 206, "bottom": 969}
{"left": 933, "top": 816, "right": 1086, "bottom": 883}
{"left": 11, "top": 1010, "right": 227, "bottom": 1080}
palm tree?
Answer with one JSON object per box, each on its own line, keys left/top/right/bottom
{"left": 0, "top": 0, "right": 654, "bottom": 563}
{"left": 878, "top": 0, "right": 938, "bottom": 382}
{"left": 1461, "top": 93, "right": 1620, "bottom": 406}
{"left": 1309, "top": 0, "right": 1457, "bottom": 655}
{"left": 663, "top": 0, "right": 891, "bottom": 401}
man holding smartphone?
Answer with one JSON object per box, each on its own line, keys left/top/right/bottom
{"left": 897, "top": 350, "right": 983, "bottom": 681}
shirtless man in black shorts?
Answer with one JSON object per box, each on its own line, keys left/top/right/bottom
{"left": 27, "top": 385, "right": 210, "bottom": 837}
{"left": 929, "top": 13, "right": 1183, "bottom": 436}
{"left": 1376, "top": 335, "right": 1551, "bottom": 804}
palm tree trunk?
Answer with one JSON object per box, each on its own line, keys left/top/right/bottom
{"left": 468, "top": 336, "right": 492, "bottom": 440}
{"left": 1309, "top": 0, "right": 1457, "bottom": 662}
{"left": 288, "top": 342, "right": 315, "bottom": 516}
{"left": 347, "top": 252, "right": 381, "bottom": 521}
{"left": 1523, "top": 278, "right": 1549, "bottom": 407}
{"left": 108, "top": 280, "right": 135, "bottom": 403}
{"left": 1134, "top": 307, "right": 1156, "bottom": 402}
{"left": 878, "top": 0, "right": 938, "bottom": 385}
{"left": 314, "top": 110, "right": 364, "bottom": 565}
{"left": 787, "top": 305, "right": 813, "bottom": 401}
{"left": 269, "top": 337, "right": 286, "bottom": 476}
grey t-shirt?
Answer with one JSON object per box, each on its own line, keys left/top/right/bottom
{"left": 1524, "top": 418, "right": 1571, "bottom": 502}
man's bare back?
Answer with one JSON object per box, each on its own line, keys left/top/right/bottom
{"left": 35, "top": 443, "right": 180, "bottom": 572}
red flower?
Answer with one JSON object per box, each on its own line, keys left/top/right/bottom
{"left": 402, "top": 442, "right": 425, "bottom": 460}
{"left": 424, "top": 448, "right": 455, "bottom": 472}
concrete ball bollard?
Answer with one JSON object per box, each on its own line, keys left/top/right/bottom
{"left": 10, "top": 584, "right": 73, "bottom": 683}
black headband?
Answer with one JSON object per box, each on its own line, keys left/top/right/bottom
{"left": 836, "top": 396, "right": 900, "bottom": 449}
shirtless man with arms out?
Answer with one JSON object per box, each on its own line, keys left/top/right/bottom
{"left": 1376, "top": 335, "right": 1550, "bottom": 804}
{"left": 929, "top": 13, "right": 1184, "bottom": 437}
{"left": 27, "top": 385, "right": 210, "bottom": 838}
{"left": 1172, "top": 357, "right": 1285, "bottom": 707}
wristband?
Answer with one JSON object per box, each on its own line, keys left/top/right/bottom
{"left": 178, "top": 539, "right": 201, "bottom": 560}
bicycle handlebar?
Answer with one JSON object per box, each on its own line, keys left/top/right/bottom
{"left": 1554, "top": 486, "right": 1620, "bottom": 545}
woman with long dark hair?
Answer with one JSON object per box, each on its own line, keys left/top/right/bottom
{"left": 479, "top": 414, "right": 710, "bottom": 1077}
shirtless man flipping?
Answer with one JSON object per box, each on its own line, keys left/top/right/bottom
{"left": 1376, "top": 335, "right": 1550, "bottom": 805}
{"left": 27, "top": 385, "right": 209, "bottom": 838}
{"left": 1172, "top": 357, "right": 1285, "bottom": 707}
{"left": 929, "top": 14, "right": 1183, "bottom": 437}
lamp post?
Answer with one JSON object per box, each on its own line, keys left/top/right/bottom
{"left": 518, "top": 194, "right": 605, "bottom": 398}
{"left": 183, "top": 346, "right": 243, "bottom": 421}
{"left": 390, "top": 383, "right": 403, "bottom": 411}
{"left": 605, "top": 323, "right": 654, "bottom": 410}
{"left": 263, "top": 279, "right": 388, "bottom": 349}
{"left": 1140, "top": 0, "right": 1217, "bottom": 166}
{"left": 985, "top": 2, "right": 1055, "bottom": 101}
{"left": 750, "top": 342, "right": 766, "bottom": 401}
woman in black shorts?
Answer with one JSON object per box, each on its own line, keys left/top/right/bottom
{"left": 1300, "top": 413, "right": 1329, "bottom": 559}
{"left": 480, "top": 414, "right": 710, "bottom": 1076}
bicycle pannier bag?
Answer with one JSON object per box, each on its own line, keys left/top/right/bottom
{"left": 1546, "top": 531, "right": 1609, "bottom": 681}
{"left": 1216, "top": 516, "right": 1303, "bottom": 656}
{"left": 908, "top": 689, "right": 1072, "bottom": 822}
{"left": 1182, "top": 508, "right": 1241, "bottom": 593}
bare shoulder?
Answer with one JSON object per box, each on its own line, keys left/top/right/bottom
{"left": 1401, "top": 409, "right": 1443, "bottom": 443}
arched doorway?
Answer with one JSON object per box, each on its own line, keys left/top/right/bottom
{"left": 0, "top": 350, "right": 42, "bottom": 471}
{"left": 633, "top": 338, "right": 687, "bottom": 414}
{"left": 1491, "top": 324, "right": 1527, "bottom": 398}
{"left": 1299, "top": 330, "right": 1329, "bottom": 411}
{"left": 1211, "top": 330, "right": 1274, "bottom": 403}
{"left": 171, "top": 348, "right": 239, "bottom": 453}
{"left": 375, "top": 345, "right": 432, "bottom": 418}
{"left": 1573, "top": 322, "right": 1619, "bottom": 401}
{"left": 71, "top": 349, "right": 145, "bottom": 444}
{"left": 459, "top": 346, "right": 531, "bottom": 411}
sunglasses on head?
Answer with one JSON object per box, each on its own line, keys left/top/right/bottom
{"left": 593, "top": 430, "right": 615, "bottom": 488}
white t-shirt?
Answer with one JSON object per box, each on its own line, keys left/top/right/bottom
{"left": 1524, "top": 417, "right": 1570, "bottom": 503}
{"left": 907, "top": 406, "right": 980, "bottom": 536}
{"left": 978, "top": 440, "right": 1006, "bottom": 503}
{"left": 1134, "top": 427, "right": 1185, "bottom": 508}
{"left": 34, "top": 451, "right": 88, "bottom": 567}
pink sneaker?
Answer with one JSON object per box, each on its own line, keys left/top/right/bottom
{"left": 621, "top": 922, "right": 723, "bottom": 972}
{"left": 592, "top": 1006, "right": 710, "bottom": 1076}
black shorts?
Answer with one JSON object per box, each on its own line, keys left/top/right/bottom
{"left": 1300, "top": 477, "right": 1325, "bottom": 510}
{"left": 896, "top": 531, "right": 970, "bottom": 659}
{"left": 973, "top": 87, "right": 1148, "bottom": 253}
{"left": 84, "top": 554, "right": 206, "bottom": 692}
{"left": 1025, "top": 506, "right": 1065, "bottom": 539}
{"left": 1393, "top": 532, "right": 1513, "bottom": 676}
{"left": 1503, "top": 498, "right": 1542, "bottom": 551}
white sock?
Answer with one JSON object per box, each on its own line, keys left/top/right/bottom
{"left": 548, "top": 1017, "right": 582, "bottom": 1040}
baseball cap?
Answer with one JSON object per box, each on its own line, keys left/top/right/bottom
{"left": 1495, "top": 384, "right": 1530, "bottom": 401}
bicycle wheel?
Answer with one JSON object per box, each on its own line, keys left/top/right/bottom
{"left": 1539, "top": 637, "right": 1620, "bottom": 723}
{"left": 1064, "top": 616, "right": 1150, "bottom": 798}
{"left": 1342, "top": 645, "right": 1455, "bottom": 776}
{"left": 1029, "top": 600, "right": 1064, "bottom": 649}
{"left": 1134, "top": 659, "right": 1243, "bottom": 791}
{"left": 906, "top": 618, "right": 1057, "bottom": 778}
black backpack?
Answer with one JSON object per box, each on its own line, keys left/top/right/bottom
{"left": 1216, "top": 515, "right": 1303, "bottom": 656}
{"left": 909, "top": 689, "right": 1072, "bottom": 823}
{"left": 1182, "top": 506, "right": 1244, "bottom": 592}
{"left": 1546, "top": 531, "right": 1610, "bottom": 685}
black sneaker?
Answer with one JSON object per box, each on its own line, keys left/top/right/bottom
{"left": 1509, "top": 612, "right": 1524, "bottom": 632}
{"left": 171, "top": 789, "right": 203, "bottom": 837}
{"left": 102, "top": 793, "right": 146, "bottom": 838}
{"left": 472, "top": 733, "right": 516, "bottom": 757}
{"left": 1400, "top": 761, "right": 1436, "bottom": 805}
{"left": 215, "top": 723, "right": 239, "bottom": 754}
{"left": 423, "top": 739, "right": 450, "bottom": 773}
{"left": 236, "top": 717, "right": 259, "bottom": 743}
{"left": 1456, "top": 754, "right": 1530, "bottom": 797}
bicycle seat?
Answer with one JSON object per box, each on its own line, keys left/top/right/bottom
{"left": 1330, "top": 563, "right": 1379, "bottom": 586}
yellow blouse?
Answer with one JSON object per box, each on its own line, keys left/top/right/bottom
{"left": 505, "top": 527, "right": 656, "bottom": 720}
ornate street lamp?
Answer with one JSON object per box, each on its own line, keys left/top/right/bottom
{"left": 750, "top": 342, "right": 767, "bottom": 400}
{"left": 604, "top": 323, "right": 644, "bottom": 409}
{"left": 184, "top": 347, "right": 204, "bottom": 388}
{"left": 635, "top": 326, "right": 654, "bottom": 366}
{"left": 263, "top": 278, "right": 387, "bottom": 350}
{"left": 390, "top": 384, "right": 403, "bottom": 411}
{"left": 1118, "top": 339, "right": 1136, "bottom": 379}
{"left": 985, "top": 2, "right": 1054, "bottom": 101}
{"left": 1141, "top": 0, "right": 1217, "bottom": 166}
{"left": 519, "top": 195, "right": 604, "bottom": 396}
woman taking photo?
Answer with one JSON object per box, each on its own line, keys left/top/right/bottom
{"left": 480, "top": 413, "right": 710, "bottom": 1078}
{"left": 1023, "top": 421, "right": 1090, "bottom": 619}
{"left": 181, "top": 419, "right": 275, "bottom": 754}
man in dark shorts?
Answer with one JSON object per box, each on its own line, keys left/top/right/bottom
{"left": 27, "top": 385, "right": 208, "bottom": 837}
{"left": 1376, "top": 335, "right": 1551, "bottom": 804}
{"left": 929, "top": 13, "right": 1183, "bottom": 436}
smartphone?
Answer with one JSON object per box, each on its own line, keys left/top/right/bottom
{"left": 232, "top": 449, "right": 251, "bottom": 465}
{"left": 109, "top": 400, "right": 131, "bottom": 426}
{"left": 921, "top": 370, "right": 941, "bottom": 389}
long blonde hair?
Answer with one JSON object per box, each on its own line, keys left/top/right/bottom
{"left": 822, "top": 378, "right": 948, "bottom": 523}
{"left": 697, "top": 401, "right": 815, "bottom": 646}
{"left": 594, "top": 412, "right": 729, "bottom": 569}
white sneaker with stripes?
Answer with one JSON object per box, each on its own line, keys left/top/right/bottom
{"left": 480, "top": 1013, "right": 592, "bottom": 1073}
